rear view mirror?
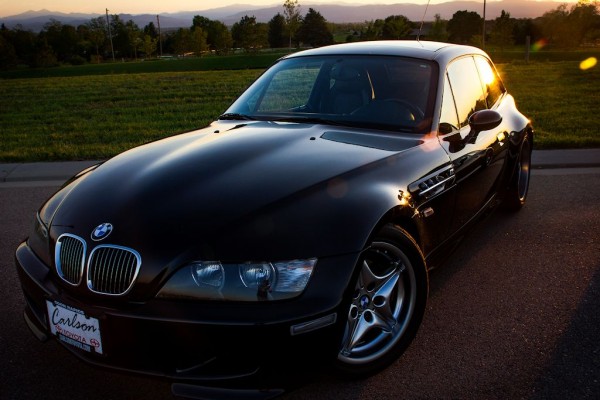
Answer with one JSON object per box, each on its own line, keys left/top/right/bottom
{"left": 468, "top": 110, "right": 502, "bottom": 133}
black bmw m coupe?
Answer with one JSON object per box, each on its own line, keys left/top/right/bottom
{"left": 15, "top": 41, "right": 532, "bottom": 398}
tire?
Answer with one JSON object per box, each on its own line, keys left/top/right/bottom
{"left": 503, "top": 135, "right": 532, "bottom": 211}
{"left": 335, "top": 224, "right": 428, "bottom": 377}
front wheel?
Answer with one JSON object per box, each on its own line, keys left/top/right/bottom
{"left": 335, "top": 224, "right": 428, "bottom": 377}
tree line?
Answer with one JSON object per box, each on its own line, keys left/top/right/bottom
{"left": 422, "top": 0, "right": 600, "bottom": 50}
{"left": 1, "top": 0, "right": 599, "bottom": 70}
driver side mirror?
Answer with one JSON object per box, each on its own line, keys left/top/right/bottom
{"left": 468, "top": 109, "right": 502, "bottom": 133}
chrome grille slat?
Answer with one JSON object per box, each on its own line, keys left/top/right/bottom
{"left": 55, "top": 234, "right": 86, "bottom": 285}
{"left": 55, "top": 233, "right": 141, "bottom": 296}
{"left": 115, "top": 250, "right": 125, "bottom": 293}
{"left": 88, "top": 245, "right": 141, "bottom": 295}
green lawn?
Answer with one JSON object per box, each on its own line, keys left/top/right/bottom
{"left": 0, "top": 51, "right": 289, "bottom": 79}
{"left": 0, "top": 58, "right": 598, "bottom": 162}
{"left": 497, "top": 61, "right": 599, "bottom": 149}
{"left": 0, "top": 70, "right": 261, "bottom": 161}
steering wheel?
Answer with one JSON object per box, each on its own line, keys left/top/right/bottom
{"left": 381, "top": 98, "right": 424, "bottom": 121}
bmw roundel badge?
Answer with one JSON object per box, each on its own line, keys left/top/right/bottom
{"left": 91, "top": 223, "right": 113, "bottom": 241}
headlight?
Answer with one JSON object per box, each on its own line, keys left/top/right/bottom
{"left": 192, "top": 262, "right": 225, "bottom": 289}
{"left": 158, "top": 259, "right": 317, "bottom": 301}
{"left": 239, "top": 263, "right": 275, "bottom": 290}
{"left": 34, "top": 212, "right": 49, "bottom": 240}
{"left": 27, "top": 212, "right": 52, "bottom": 266}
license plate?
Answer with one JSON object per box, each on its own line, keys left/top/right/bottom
{"left": 46, "top": 301, "right": 103, "bottom": 355}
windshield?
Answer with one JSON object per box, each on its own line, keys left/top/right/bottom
{"left": 224, "top": 55, "right": 437, "bottom": 133}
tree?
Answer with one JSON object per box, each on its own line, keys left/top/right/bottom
{"left": 447, "top": 10, "right": 483, "bottom": 44}
{"left": 361, "top": 19, "right": 385, "bottom": 40}
{"left": 469, "top": 34, "right": 484, "bottom": 48}
{"left": 190, "top": 27, "right": 208, "bottom": 56}
{"left": 40, "top": 20, "right": 78, "bottom": 62}
{"left": 512, "top": 18, "right": 536, "bottom": 46}
{"left": 566, "top": 0, "right": 600, "bottom": 45}
{"left": 191, "top": 16, "right": 232, "bottom": 54}
{"left": 296, "top": 8, "right": 333, "bottom": 47}
{"left": 0, "top": 33, "right": 18, "bottom": 69}
{"left": 283, "top": 0, "right": 302, "bottom": 48}
{"left": 125, "top": 20, "right": 141, "bottom": 59}
{"left": 172, "top": 28, "right": 191, "bottom": 56}
{"left": 428, "top": 14, "right": 449, "bottom": 42}
{"left": 536, "top": 1, "right": 600, "bottom": 47}
{"left": 33, "top": 38, "right": 58, "bottom": 67}
{"left": 231, "top": 15, "right": 267, "bottom": 52}
{"left": 86, "top": 17, "right": 107, "bottom": 62}
{"left": 489, "top": 10, "right": 514, "bottom": 50}
{"left": 382, "top": 15, "right": 413, "bottom": 39}
{"left": 268, "top": 13, "right": 286, "bottom": 48}
{"left": 538, "top": 3, "right": 569, "bottom": 45}
{"left": 109, "top": 15, "right": 129, "bottom": 57}
{"left": 8, "top": 25, "right": 37, "bottom": 66}
{"left": 192, "top": 15, "right": 211, "bottom": 32}
{"left": 141, "top": 34, "right": 157, "bottom": 58}
{"left": 211, "top": 21, "right": 233, "bottom": 54}
{"left": 143, "top": 22, "right": 158, "bottom": 39}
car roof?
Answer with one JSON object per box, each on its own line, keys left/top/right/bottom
{"left": 282, "top": 40, "right": 490, "bottom": 65}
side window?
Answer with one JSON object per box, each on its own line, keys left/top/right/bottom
{"left": 439, "top": 75, "right": 459, "bottom": 134}
{"left": 446, "top": 57, "right": 487, "bottom": 127}
{"left": 474, "top": 56, "right": 505, "bottom": 108}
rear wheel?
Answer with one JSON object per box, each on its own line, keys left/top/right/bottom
{"left": 503, "top": 136, "right": 532, "bottom": 211}
{"left": 335, "top": 224, "right": 428, "bottom": 377}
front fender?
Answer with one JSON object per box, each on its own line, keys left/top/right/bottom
{"left": 207, "top": 141, "right": 452, "bottom": 262}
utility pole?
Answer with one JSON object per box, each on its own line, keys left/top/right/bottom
{"left": 156, "top": 15, "right": 163, "bottom": 58}
{"left": 106, "top": 8, "right": 115, "bottom": 62}
{"left": 482, "top": 0, "right": 487, "bottom": 48}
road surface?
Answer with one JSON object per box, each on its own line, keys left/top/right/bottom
{"left": 1, "top": 167, "right": 598, "bottom": 400}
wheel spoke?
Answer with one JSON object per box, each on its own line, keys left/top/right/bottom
{"left": 340, "top": 305, "right": 360, "bottom": 355}
{"left": 345, "top": 310, "right": 393, "bottom": 353}
{"left": 347, "top": 312, "right": 371, "bottom": 351}
{"left": 373, "top": 268, "right": 402, "bottom": 321}
{"left": 358, "top": 260, "right": 379, "bottom": 290}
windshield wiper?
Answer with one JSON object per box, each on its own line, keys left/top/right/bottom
{"left": 270, "top": 115, "right": 348, "bottom": 127}
{"left": 218, "top": 113, "right": 256, "bottom": 121}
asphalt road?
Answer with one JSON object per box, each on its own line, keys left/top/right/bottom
{"left": 1, "top": 168, "right": 599, "bottom": 400}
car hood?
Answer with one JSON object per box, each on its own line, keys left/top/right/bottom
{"left": 47, "top": 121, "right": 423, "bottom": 282}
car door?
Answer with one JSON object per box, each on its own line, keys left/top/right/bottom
{"left": 438, "top": 55, "right": 509, "bottom": 232}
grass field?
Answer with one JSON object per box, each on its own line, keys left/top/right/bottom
{"left": 0, "top": 70, "right": 262, "bottom": 161}
{"left": 497, "top": 61, "right": 599, "bottom": 149}
{"left": 1, "top": 57, "right": 598, "bottom": 162}
{"left": 0, "top": 51, "right": 289, "bottom": 80}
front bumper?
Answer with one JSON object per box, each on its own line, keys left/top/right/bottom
{"left": 15, "top": 241, "right": 357, "bottom": 388}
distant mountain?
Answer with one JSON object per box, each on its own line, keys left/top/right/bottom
{"left": 0, "top": 1, "right": 563, "bottom": 31}
{"left": 163, "top": 4, "right": 267, "bottom": 21}
{"left": 2, "top": 10, "right": 101, "bottom": 31}
{"left": 116, "top": 14, "right": 191, "bottom": 29}
{"left": 219, "top": 0, "right": 562, "bottom": 25}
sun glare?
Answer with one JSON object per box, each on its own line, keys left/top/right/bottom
{"left": 480, "top": 67, "right": 495, "bottom": 85}
{"left": 530, "top": 39, "right": 548, "bottom": 52}
{"left": 580, "top": 57, "right": 598, "bottom": 71}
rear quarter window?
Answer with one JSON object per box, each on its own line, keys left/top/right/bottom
{"left": 474, "top": 56, "right": 506, "bottom": 108}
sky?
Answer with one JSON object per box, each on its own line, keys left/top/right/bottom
{"left": 0, "top": 0, "right": 580, "bottom": 18}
